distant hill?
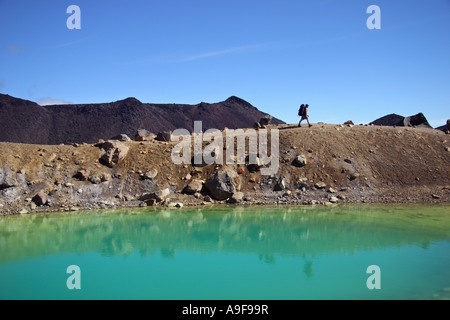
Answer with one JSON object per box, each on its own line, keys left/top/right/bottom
{"left": 0, "top": 94, "right": 284, "bottom": 145}
{"left": 370, "top": 112, "right": 432, "bottom": 128}
{"left": 435, "top": 120, "right": 449, "bottom": 132}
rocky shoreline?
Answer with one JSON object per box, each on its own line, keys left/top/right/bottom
{"left": 1, "top": 123, "right": 449, "bottom": 215}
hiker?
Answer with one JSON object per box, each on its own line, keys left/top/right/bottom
{"left": 298, "top": 104, "right": 311, "bottom": 127}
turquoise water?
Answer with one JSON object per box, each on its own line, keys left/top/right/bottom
{"left": 0, "top": 204, "right": 449, "bottom": 300}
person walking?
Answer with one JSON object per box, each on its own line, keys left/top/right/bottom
{"left": 298, "top": 104, "right": 311, "bottom": 127}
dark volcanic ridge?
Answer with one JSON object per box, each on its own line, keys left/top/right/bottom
{"left": 370, "top": 112, "right": 432, "bottom": 128}
{"left": 0, "top": 94, "right": 285, "bottom": 145}
{"left": 370, "top": 112, "right": 450, "bottom": 133}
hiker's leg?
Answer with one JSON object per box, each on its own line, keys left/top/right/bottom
{"left": 307, "top": 117, "right": 311, "bottom": 127}
{"left": 298, "top": 119, "right": 302, "bottom": 127}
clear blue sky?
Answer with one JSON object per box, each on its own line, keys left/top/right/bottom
{"left": 1, "top": 0, "right": 449, "bottom": 126}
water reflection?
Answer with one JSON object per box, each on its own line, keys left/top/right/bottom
{"left": 0, "top": 204, "right": 449, "bottom": 265}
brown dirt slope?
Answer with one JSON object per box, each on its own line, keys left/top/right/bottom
{"left": 0, "top": 123, "right": 449, "bottom": 215}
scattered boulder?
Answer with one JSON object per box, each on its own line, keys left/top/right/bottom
{"left": 205, "top": 167, "right": 238, "bottom": 200}
{"left": 155, "top": 188, "right": 171, "bottom": 201}
{"left": 111, "top": 134, "right": 132, "bottom": 142}
{"left": 344, "top": 120, "right": 354, "bottom": 126}
{"left": 139, "top": 188, "right": 171, "bottom": 204}
{"left": 99, "top": 140, "right": 130, "bottom": 168}
{"left": 274, "top": 177, "right": 288, "bottom": 191}
{"left": 184, "top": 173, "right": 192, "bottom": 180}
{"left": 167, "top": 202, "right": 184, "bottom": 208}
{"left": 0, "top": 167, "right": 16, "bottom": 190}
{"left": 349, "top": 172, "right": 360, "bottom": 181}
{"left": 135, "top": 129, "right": 156, "bottom": 141}
{"left": 246, "top": 155, "right": 263, "bottom": 172}
{"left": 253, "top": 122, "right": 262, "bottom": 130}
{"left": 292, "top": 155, "right": 307, "bottom": 167}
{"left": 314, "top": 182, "right": 327, "bottom": 189}
{"left": 259, "top": 115, "right": 272, "bottom": 127}
{"left": 32, "top": 191, "right": 48, "bottom": 206}
{"left": 328, "top": 187, "right": 337, "bottom": 193}
{"left": 89, "top": 175, "right": 102, "bottom": 184}
{"left": 183, "top": 179, "right": 204, "bottom": 194}
{"left": 95, "top": 139, "right": 105, "bottom": 146}
{"left": 73, "top": 169, "right": 90, "bottom": 181}
{"left": 100, "top": 173, "right": 111, "bottom": 182}
{"left": 329, "top": 196, "right": 339, "bottom": 203}
{"left": 142, "top": 169, "right": 158, "bottom": 180}
{"left": 155, "top": 131, "right": 172, "bottom": 142}
{"left": 297, "top": 177, "right": 308, "bottom": 189}
{"left": 227, "top": 192, "right": 244, "bottom": 204}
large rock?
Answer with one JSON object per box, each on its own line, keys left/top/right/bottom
{"left": 142, "top": 169, "right": 158, "bottom": 180}
{"left": 99, "top": 140, "right": 130, "bottom": 168}
{"left": 155, "top": 131, "right": 172, "bottom": 142}
{"left": 314, "top": 182, "right": 327, "bottom": 189}
{"left": 32, "top": 191, "right": 48, "bottom": 206}
{"left": 111, "top": 134, "right": 132, "bottom": 142}
{"left": 0, "top": 167, "right": 17, "bottom": 190}
{"left": 139, "top": 188, "right": 171, "bottom": 204}
{"left": 274, "top": 177, "right": 288, "bottom": 191}
{"left": 183, "top": 179, "right": 204, "bottom": 194}
{"left": 253, "top": 122, "right": 262, "bottom": 130}
{"left": 73, "top": 169, "right": 90, "bottom": 181}
{"left": 292, "top": 155, "right": 307, "bottom": 167}
{"left": 205, "top": 168, "right": 238, "bottom": 200}
{"left": 259, "top": 115, "right": 272, "bottom": 126}
{"left": 227, "top": 192, "right": 244, "bottom": 204}
{"left": 135, "top": 129, "right": 156, "bottom": 141}
{"left": 154, "top": 188, "right": 170, "bottom": 201}
{"left": 89, "top": 175, "right": 102, "bottom": 184}
{"left": 246, "top": 155, "right": 263, "bottom": 172}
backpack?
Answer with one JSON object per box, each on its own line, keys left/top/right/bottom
{"left": 298, "top": 105, "right": 305, "bottom": 116}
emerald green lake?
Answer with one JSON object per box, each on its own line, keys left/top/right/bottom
{"left": 0, "top": 204, "right": 449, "bottom": 300}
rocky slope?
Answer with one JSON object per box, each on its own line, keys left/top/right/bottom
{"left": 1, "top": 123, "right": 449, "bottom": 215}
{"left": 0, "top": 94, "right": 284, "bottom": 145}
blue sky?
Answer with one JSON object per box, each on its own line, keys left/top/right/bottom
{"left": 0, "top": 0, "right": 449, "bottom": 126}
